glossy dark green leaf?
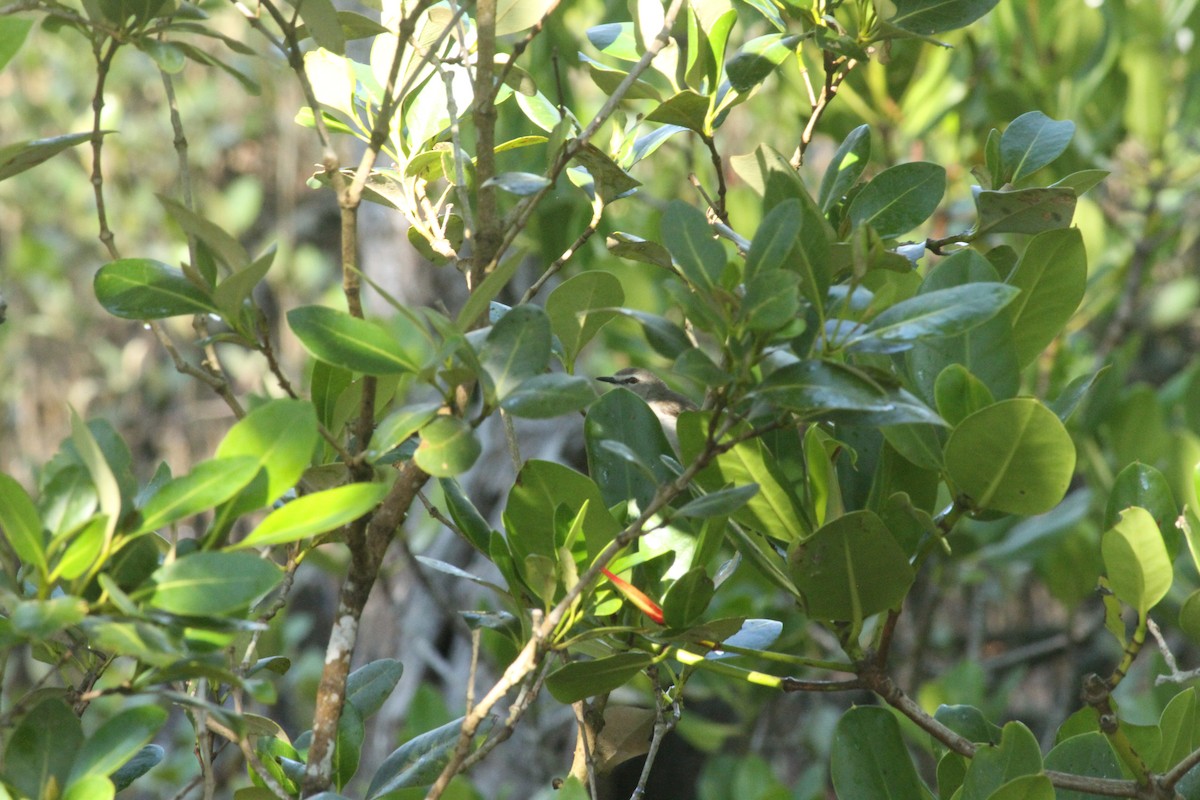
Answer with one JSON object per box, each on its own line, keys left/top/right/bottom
{"left": 1001, "top": 111, "right": 1075, "bottom": 183}
{"left": 581, "top": 55, "right": 662, "bottom": 101}
{"left": 606, "top": 232, "right": 674, "bottom": 269}
{"left": 345, "top": 658, "right": 404, "bottom": 718}
{"left": 413, "top": 417, "right": 480, "bottom": 477}
{"left": 985, "top": 775, "right": 1054, "bottom": 800}
{"left": 479, "top": 304, "right": 552, "bottom": 399}
{"left": 607, "top": 308, "right": 691, "bottom": 358}
{"left": 570, "top": 143, "right": 642, "bottom": 202}
{"left": 288, "top": 306, "right": 423, "bottom": 375}
{"left": 1105, "top": 462, "right": 1176, "bottom": 533}
{"left": 333, "top": 701, "right": 363, "bottom": 790}
{"left": 365, "top": 716, "right": 495, "bottom": 798}
{"left": 850, "top": 283, "right": 1019, "bottom": 354}
{"left": 94, "top": 258, "right": 217, "bottom": 319}
{"left": 662, "top": 201, "right": 726, "bottom": 291}
{"left": 546, "top": 271, "right": 624, "bottom": 368}
{"left": 157, "top": 194, "right": 248, "bottom": 270}
{"left": 726, "top": 33, "right": 799, "bottom": 94}
{"left": 134, "top": 456, "right": 259, "bottom": 535}
{"left": 789, "top": 510, "right": 914, "bottom": 621}
{"left": 960, "top": 721, "right": 1043, "bottom": 799}
{"left": 501, "top": 372, "right": 597, "bottom": 418}
{"left": 0, "top": 131, "right": 98, "bottom": 182}
{"left": 831, "top": 706, "right": 930, "bottom": 799}
{"left": 758, "top": 360, "right": 944, "bottom": 426}
{"left": 662, "top": 567, "right": 715, "bottom": 628}
{"left": 145, "top": 551, "right": 283, "bottom": 615}
{"left": 110, "top": 745, "right": 165, "bottom": 792}
{"left": 235, "top": 482, "right": 390, "bottom": 548}
{"left": 945, "top": 398, "right": 1075, "bottom": 515}
{"left": 907, "top": 249, "right": 1020, "bottom": 403}
{"left": 745, "top": 199, "right": 801, "bottom": 281}
{"left": 440, "top": 478, "right": 493, "bottom": 553}
{"left": 483, "top": 171, "right": 551, "bottom": 196}
{"left": 1006, "top": 228, "right": 1086, "bottom": 367}
{"left": 1043, "top": 733, "right": 1121, "bottom": 800}
{"left": 740, "top": 269, "right": 800, "bottom": 332}
{"left": 504, "top": 460, "right": 621, "bottom": 561}
{"left": 934, "top": 705, "right": 1002, "bottom": 745}
{"left": 975, "top": 187, "right": 1076, "bottom": 236}
{"left": 4, "top": 698, "right": 82, "bottom": 800}
{"left": 213, "top": 245, "right": 275, "bottom": 324}
{"left": 886, "top": 0, "right": 1000, "bottom": 35}
{"left": 0, "top": 17, "right": 33, "bottom": 71}
{"left": 66, "top": 706, "right": 168, "bottom": 787}
{"left": 1050, "top": 169, "right": 1109, "bottom": 195}
{"left": 0, "top": 472, "right": 48, "bottom": 577}
{"left": 847, "top": 162, "right": 945, "bottom": 239}
{"left": 679, "top": 413, "right": 810, "bottom": 543}
{"left": 586, "top": 387, "right": 674, "bottom": 508}
{"left": 645, "top": 90, "right": 710, "bottom": 133}
{"left": 1102, "top": 507, "right": 1172, "bottom": 614}
{"left": 54, "top": 516, "right": 107, "bottom": 580}
{"left": 546, "top": 652, "right": 654, "bottom": 703}
{"left": 818, "top": 124, "right": 871, "bottom": 212}
{"left": 674, "top": 484, "right": 759, "bottom": 519}
{"left": 10, "top": 596, "right": 87, "bottom": 638}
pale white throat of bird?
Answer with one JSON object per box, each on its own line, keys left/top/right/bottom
{"left": 597, "top": 367, "right": 697, "bottom": 451}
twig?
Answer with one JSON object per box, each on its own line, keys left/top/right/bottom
{"left": 699, "top": 134, "right": 728, "bottom": 224}
{"left": 519, "top": 192, "right": 605, "bottom": 303}
{"left": 630, "top": 688, "right": 678, "bottom": 799}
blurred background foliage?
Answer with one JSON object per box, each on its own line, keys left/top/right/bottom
{"left": 3, "top": 0, "right": 1200, "bottom": 797}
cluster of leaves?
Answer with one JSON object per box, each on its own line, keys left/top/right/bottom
{"left": 3, "top": 0, "right": 1200, "bottom": 799}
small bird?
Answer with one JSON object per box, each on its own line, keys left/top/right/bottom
{"left": 597, "top": 367, "right": 697, "bottom": 451}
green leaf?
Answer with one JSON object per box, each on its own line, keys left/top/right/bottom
{"left": 215, "top": 398, "right": 319, "bottom": 512}
{"left": 213, "top": 245, "right": 275, "bottom": 324}
{"left": 3, "top": 698, "right": 82, "bottom": 800}
{"left": 333, "top": 701, "right": 363, "bottom": 790}
{"left": 294, "top": 0, "right": 344, "bottom": 53}
{"left": 413, "top": 417, "right": 480, "bottom": 477}
{"left": 0, "top": 472, "right": 48, "bottom": 578}
{"left": 745, "top": 199, "right": 801, "bottom": 281}
{"left": 847, "top": 162, "right": 945, "bottom": 239}
{"left": 818, "top": 124, "right": 871, "bottom": 213}
{"left": 789, "top": 510, "right": 914, "bottom": 622}
{"left": 70, "top": 409, "right": 124, "bottom": 542}
{"left": 134, "top": 456, "right": 260, "bottom": 536}
{"left": 288, "top": 306, "right": 424, "bottom": 375}
{"left": 1105, "top": 462, "right": 1176, "bottom": 534}
{"left": 157, "top": 194, "right": 249, "bottom": 270}
{"left": 606, "top": 308, "right": 691, "bottom": 358}
{"left": 1005, "top": 228, "right": 1087, "bottom": 367}
{"left": 758, "top": 360, "right": 944, "bottom": 426}
{"left": 725, "top": 34, "right": 799, "bottom": 94}
{"left": 907, "top": 249, "right": 1020, "bottom": 403}
{"left": 935, "top": 705, "right": 1003, "bottom": 745}
{"left": 366, "top": 402, "right": 441, "bottom": 462}
{"left": 674, "top": 484, "right": 759, "bottom": 519}
{"left": 66, "top": 706, "right": 168, "bottom": 787}
{"left": 662, "top": 201, "right": 726, "bottom": 291}
{"left": 504, "top": 460, "right": 621, "bottom": 561}
{"left": 587, "top": 22, "right": 641, "bottom": 61}
{"left": 586, "top": 388, "right": 675, "bottom": 510}
{"left": 1102, "top": 507, "right": 1172, "bottom": 615}
{"left": 346, "top": 658, "right": 404, "bottom": 718}
{"left": 831, "top": 707, "right": 930, "bottom": 799}
{"left": 975, "top": 188, "right": 1077, "bottom": 236}
{"left": 662, "top": 567, "right": 715, "bottom": 628}
{"left": 740, "top": 269, "right": 800, "bottom": 332}
{"left": 11, "top": 596, "right": 87, "bottom": 638}
{"left": 0, "top": 131, "right": 98, "bottom": 182}
{"left": 365, "top": 716, "right": 495, "bottom": 798}
{"left": 501, "top": 373, "right": 597, "bottom": 418}
{"left": 440, "top": 478, "right": 493, "bottom": 554}
{"left": 679, "top": 414, "right": 810, "bottom": 543}
{"left": 1000, "top": 111, "right": 1075, "bottom": 183}
{"left": 984, "top": 775, "right": 1054, "bottom": 800}
{"left": 94, "top": 258, "right": 217, "bottom": 318}
{"left": 546, "top": 271, "right": 624, "bottom": 369}
{"left": 54, "top": 516, "right": 107, "bottom": 581}
{"left": 607, "top": 232, "right": 674, "bottom": 269}
{"left": 886, "top": 0, "right": 1001, "bottom": 35}
{"left": 546, "top": 652, "right": 654, "bottom": 703}
{"left": 145, "top": 551, "right": 283, "bottom": 615}
{"left": 1043, "top": 733, "right": 1121, "bottom": 800}
{"left": 944, "top": 398, "right": 1075, "bottom": 515}
{"left": 960, "top": 721, "right": 1043, "bottom": 800}
{"left": 645, "top": 90, "right": 710, "bottom": 134}
{"left": 479, "top": 305, "right": 552, "bottom": 399}
{"left": 234, "top": 482, "right": 391, "bottom": 548}
{"left": 63, "top": 776, "right": 115, "bottom": 800}
{"left": 570, "top": 143, "right": 642, "bottom": 202}
{"left": 934, "top": 365, "right": 995, "bottom": 428}
{"left": 0, "top": 17, "right": 34, "bottom": 71}
{"left": 496, "top": 0, "right": 553, "bottom": 35}
{"left": 850, "top": 283, "right": 1020, "bottom": 354}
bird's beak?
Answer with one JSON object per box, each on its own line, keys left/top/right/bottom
{"left": 596, "top": 375, "right": 619, "bottom": 385}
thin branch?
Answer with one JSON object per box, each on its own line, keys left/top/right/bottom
{"left": 519, "top": 192, "right": 605, "bottom": 303}
{"left": 699, "top": 134, "right": 728, "bottom": 224}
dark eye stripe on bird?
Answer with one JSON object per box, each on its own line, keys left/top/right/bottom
{"left": 596, "top": 368, "right": 697, "bottom": 451}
